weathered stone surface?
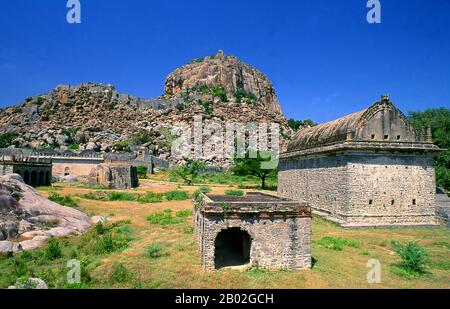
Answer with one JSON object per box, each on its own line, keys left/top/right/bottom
{"left": 0, "top": 51, "right": 292, "bottom": 168}
{"left": 194, "top": 193, "right": 311, "bottom": 270}
{"left": 165, "top": 50, "right": 283, "bottom": 114}
{"left": 0, "top": 173, "right": 90, "bottom": 252}
{"left": 8, "top": 278, "right": 48, "bottom": 289}
{"left": 279, "top": 98, "right": 440, "bottom": 227}
{"left": 87, "top": 163, "right": 139, "bottom": 189}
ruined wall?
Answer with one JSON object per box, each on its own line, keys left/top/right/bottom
{"left": 278, "top": 154, "right": 349, "bottom": 221}
{"left": 87, "top": 163, "right": 139, "bottom": 189}
{"left": 52, "top": 161, "right": 102, "bottom": 178}
{"left": 278, "top": 151, "right": 437, "bottom": 227}
{"left": 195, "top": 212, "right": 311, "bottom": 270}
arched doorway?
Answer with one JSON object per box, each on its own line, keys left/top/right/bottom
{"left": 39, "top": 171, "right": 45, "bottom": 186}
{"left": 23, "top": 171, "right": 30, "bottom": 185}
{"left": 214, "top": 228, "right": 251, "bottom": 269}
{"left": 31, "top": 171, "right": 38, "bottom": 187}
{"left": 45, "top": 171, "right": 51, "bottom": 186}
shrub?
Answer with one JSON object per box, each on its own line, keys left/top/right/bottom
{"left": 138, "top": 192, "right": 164, "bottom": 204}
{"left": 391, "top": 241, "right": 429, "bottom": 275}
{"left": 146, "top": 209, "right": 184, "bottom": 226}
{"left": 48, "top": 192, "right": 78, "bottom": 207}
{"left": 112, "top": 139, "right": 132, "bottom": 152}
{"left": 109, "top": 264, "right": 133, "bottom": 283}
{"left": 193, "top": 186, "right": 212, "bottom": 198}
{"left": 106, "top": 192, "right": 136, "bottom": 201}
{"left": 176, "top": 210, "right": 193, "bottom": 217}
{"left": 234, "top": 89, "right": 257, "bottom": 104}
{"left": 146, "top": 244, "right": 169, "bottom": 259}
{"left": 225, "top": 190, "right": 244, "bottom": 197}
{"left": 0, "top": 132, "right": 18, "bottom": 148}
{"left": 45, "top": 238, "right": 62, "bottom": 260}
{"left": 315, "top": 237, "right": 360, "bottom": 251}
{"left": 136, "top": 165, "right": 148, "bottom": 179}
{"left": 165, "top": 190, "right": 190, "bottom": 201}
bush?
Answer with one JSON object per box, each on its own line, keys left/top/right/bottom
{"left": 165, "top": 190, "right": 190, "bottom": 201}
{"left": 106, "top": 192, "right": 136, "bottom": 201}
{"left": 193, "top": 186, "right": 211, "bottom": 198}
{"left": 112, "top": 139, "right": 132, "bottom": 152}
{"left": 136, "top": 165, "right": 148, "bottom": 179}
{"left": 138, "top": 192, "right": 164, "bottom": 204}
{"left": 315, "top": 237, "right": 360, "bottom": 251}
{"left": 109, "top": 264, "right": 133, "bottom": 283}
{"left": 391, "top": 241, "right": 429, "bottom": 275}
{"left": 225, "top": 190, "right": 244, "bottom": 197}
{"left": 234, "top": 89, "right": 257, "bottom": 104}
{"left": 48, "top": 192, "right": 78, "bottom": 207}
{"left": 45, "top": 238, "right": 62, "bottom": 260}
{"left": 0, "top": 132, "right": 18, "bottom": 148}
{"left": 146, "top": 244, "right": 169, "bottom": 259}
{"left": 146, "top": 209, "right": 184, "bottom": 226}
{"left": 176, "top": 210, "right": 193, "bottom": 217}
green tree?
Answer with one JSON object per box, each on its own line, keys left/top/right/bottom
{"left": 288, "top": 118, "right": 317, "bottom": 132}
{"left": 233, "top": 151, "right": 276, "bottom": 189}
{"left": 171, "top": 158, "right": 208, "bottom": 185}
{"left": 408, "top": 108, "right": 450, "bottom": 191}
{"left": 0, "top": 132, "right": 18, "bottom": 148}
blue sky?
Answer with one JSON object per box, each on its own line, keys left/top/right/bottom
{"left": 0, "top": 0, "right": 449, "bottom": 123}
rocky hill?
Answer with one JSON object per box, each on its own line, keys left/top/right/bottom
{"left": 0, "top": 51, "right": 291, "bottom": 166}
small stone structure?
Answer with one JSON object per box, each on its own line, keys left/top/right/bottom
{"left": 278, "top": 96, "right": 442, "bottom": 227}
{"left": 194, "top": 193, "right": 311, "bottom": 270}
{"left": 1, "top": 155, "right": 52, "bottom": 187}
{"left": 87, "top": 163, "right": 139, "bottom": 189}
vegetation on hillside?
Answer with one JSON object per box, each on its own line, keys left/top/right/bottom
{"left": 287, "top": 118, "right": 317, "bottom": 132}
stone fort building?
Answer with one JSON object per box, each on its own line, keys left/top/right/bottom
{"left": 194, "top": 193, "right": 311, "bottom": 270}
{"left": 278, "top": 96, "right": 441, "bottom": 227}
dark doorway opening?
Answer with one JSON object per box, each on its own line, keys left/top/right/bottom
{"left": 31, "top": 171, "right": 38, "bottom": 187}
{"left": 45, "top": 171, "right": 51, "bottom": 186}
{"left": 39, "top": 171, "right": 45, "bottom": 186}
{"left": 23, "top": 171, "right": 30, "bottom": 185}
{"left": 214, "top": 228, "right": 251, "bottom": 269}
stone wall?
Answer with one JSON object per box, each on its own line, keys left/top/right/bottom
{"left": 194, "top": 193, "right": 311, "bottom": 270}
{"left": 278, "top": 151, "right": 437, "bottom": 227}
{"left": 87, "top": 163, "right": 139, "bottom": 189}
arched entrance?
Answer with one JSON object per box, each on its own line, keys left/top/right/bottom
{"left": 39, "top": 171, "right": 45, "bottom": 186}
{"left": 31, "top": 171, "right": 38, "bottom": 187}
{"left": 214, "top": 228, "right": 251, "bottom": 269}
{"left": 45, "top": 171, "right": 51, "bottom": 186}
{"left": 23, "top": 170, "right": 30, "bottom": 185}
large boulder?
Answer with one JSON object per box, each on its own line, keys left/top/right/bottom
{"left": 0, "top": 174, "right": 91, "bottom": 253}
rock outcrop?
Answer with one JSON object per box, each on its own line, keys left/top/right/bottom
{"left": 0, "top": 51, "right": 292, "bottom": 167}
{"left": 165, "top": 50, "right": 283, "bottom": 114}
{"left": 0, "top": 174, "right": 90, "bottom": 253}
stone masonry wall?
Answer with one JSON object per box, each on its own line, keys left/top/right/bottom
{"left": 278, "top": 151, "right": 437, "bottom": 227}
{"left": 278, "top": 154, "right": 349, "bottom": 221}
{"left": 196, "top": 212, "right": 311, "bottom": 270}
{"left": 344, "top": 153, "right": 437, "bottom": 226}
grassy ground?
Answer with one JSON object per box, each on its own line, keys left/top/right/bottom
{"left": 0, "top": 176, "right": 449, "bottom": 289}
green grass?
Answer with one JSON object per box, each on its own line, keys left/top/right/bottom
{"left": 225, "top": 190, "right": 245, "bottom": 196}
{"left": 137, "top": 192, "right": 164, "bottom": 204}
{"left": 146, "top": 244, "right": 170, "bottom": 259}
{"left": 146, "top": 209, "right": 185, "bottom": 226}
{"left": 0, "top": 220, "right": 133, "bottom": 288}
{"left": 109, "top": 264, "right": 133, "bottom": 283}
{"left": 48, "top": 193, "right": 79, "bottom": 207}
{"left": 314, "top": 236, "right": 361, "bottom": 251}
{"left": 165, "top": 190, "right": 190, "bottom": 201}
